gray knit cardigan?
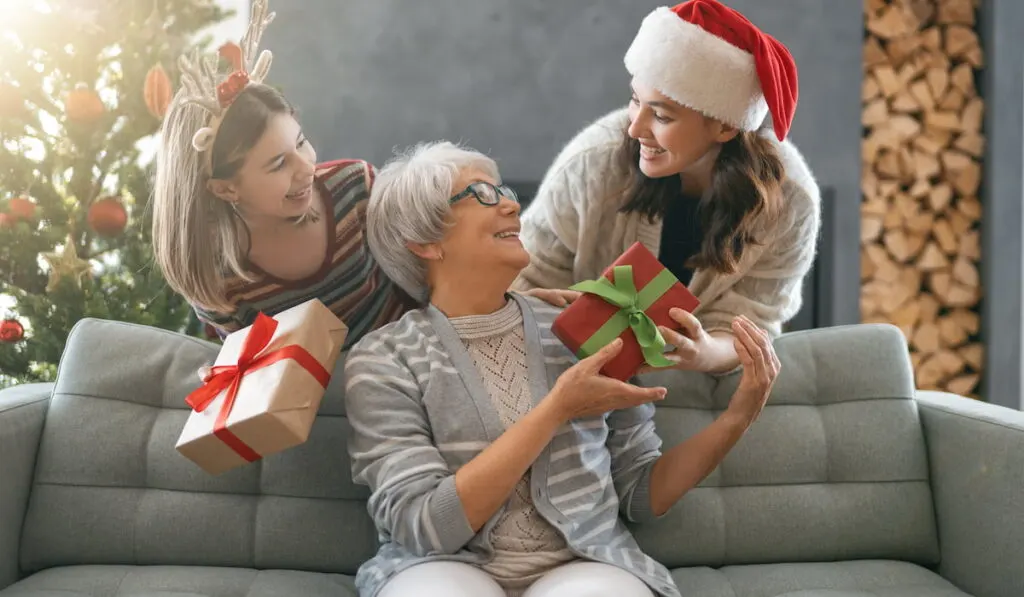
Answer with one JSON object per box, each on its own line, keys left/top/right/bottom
{"left": 343, "top": 293, "right": 681, "bottom": 597}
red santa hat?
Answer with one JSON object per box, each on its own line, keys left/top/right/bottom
{"left": 623, "top": 0, "right": 799, "bottom": 141}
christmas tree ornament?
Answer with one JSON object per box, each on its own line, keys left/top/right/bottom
{"left": 66, "top": 83, "right": 106, "bottom": 125}
{"left": 0, "top": 83, "right": 27, "bottom": 121}
{"left": 178, "top": 0, "right": 274, "bottom": 170}
{"left": 0, "top": 319, "right": 25, "bottom": 343}
{"left": 8, "top": 196, "right": 36, "bottom": 222}
{"left": 144, "top": 63, "right": 173, "bottom": 119}
{"left": 41, "top": 235, "right": 93, "bottom": 293}
{"left": 87, "top": 196, "right": 128, "bottom": 236}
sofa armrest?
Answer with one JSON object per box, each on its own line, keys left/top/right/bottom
{"left": 0, "top": 383, "right": 51, "bottom": 590}
{"left": 916, "top": 390, "right": 1024, "bottom": 597}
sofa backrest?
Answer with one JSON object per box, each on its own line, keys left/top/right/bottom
{"left": 20, "top": 319, "right": 939, "bottom": 575}
{"left": 19, "top": 318, "right": 377, "bottom": 576}
{"left": 628, "top": 323, "right": 940, "bottom": 569}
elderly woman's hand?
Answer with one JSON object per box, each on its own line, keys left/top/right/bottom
{"left": 521, "top": 287, "right": 582, "bottom": 307}
{"left": 545, "top": 338, "right": 667, "bottom": 423}
{"left": 724, "top": 315, "right": 780, "bottom": 426}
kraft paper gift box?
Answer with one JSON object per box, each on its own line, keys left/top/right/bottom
{"left": 551, "top": 241, "right": 700, "bottom": 382}
{"left": 175, "top": 298, "right": 348, "bottom": 475}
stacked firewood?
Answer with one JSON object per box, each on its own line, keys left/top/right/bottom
{"left": 861, "top": 0, "right": 983, "bottom": 398}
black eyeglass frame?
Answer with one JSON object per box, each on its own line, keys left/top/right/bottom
{"left": 448, "top": 181, "right": 520, "bottom": 206}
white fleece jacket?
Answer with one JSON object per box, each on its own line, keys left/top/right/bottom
{"left": 513, "top": 107, "right": 821, "bottom": 337}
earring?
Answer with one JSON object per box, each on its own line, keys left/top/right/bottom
{"left": 437, "top": 250, "right": 445, "bottom": 262}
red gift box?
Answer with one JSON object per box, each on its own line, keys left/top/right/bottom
{"left": 551, "top": 242, "right": 700, "bottom": 381}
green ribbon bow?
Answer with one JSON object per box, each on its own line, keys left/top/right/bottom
{"left": 569, "top": 265, "right": 678, "bottom": 369}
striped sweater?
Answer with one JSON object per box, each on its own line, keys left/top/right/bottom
{"left": 193, "top": 159, "right": 415, "bottom": 350}
{"left": 343, "top": 293, "right": 681, "bottom": 597}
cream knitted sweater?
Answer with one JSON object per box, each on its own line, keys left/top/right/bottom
{"left": 513, "top": 107, "right": 821, "bottom": 337}
{"left": 449, "top": 300, "right": 576, "bottom": 596}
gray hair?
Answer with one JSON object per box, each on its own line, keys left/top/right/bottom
{"left": 367, "top": 140, "right": 501, "bottom": 303}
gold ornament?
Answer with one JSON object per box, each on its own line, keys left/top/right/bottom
{"left": 144, "top": 63, "right": 173, "bottom": 119}
{"left": 41, "top": 235, "right": 93, "bottom": 292}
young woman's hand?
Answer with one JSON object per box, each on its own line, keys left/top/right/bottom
{"left": 725, "top": 315, "right": 781, "bottom": 426}
{"left": 520, "top": 287, "right": 582, "bottom": 307}
{"left": 545, "top": 338, "right": 666, "bottom": 423}
{"left": 637, "top": 308, "right": 733, "bottom": 374}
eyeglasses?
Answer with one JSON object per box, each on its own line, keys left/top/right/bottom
{"left": 449, "top": 181, "right": 520, "bottom": 206}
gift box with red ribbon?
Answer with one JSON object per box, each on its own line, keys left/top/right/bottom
{"left": 175, "top": 299, "right": 348, "bottom": 475}
{"left": 551, "top": 242, "right": 701, "bottom": 381}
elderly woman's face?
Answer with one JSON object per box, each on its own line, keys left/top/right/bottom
{"left": 439, "top": 167, "right": 529, "bottom": 275}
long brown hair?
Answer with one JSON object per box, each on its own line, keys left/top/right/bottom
{"left": 618, "top": 129, "right": 785, "bottom": 274}
{"left": 152, "top": 84, "right": 294, "bottom": 313}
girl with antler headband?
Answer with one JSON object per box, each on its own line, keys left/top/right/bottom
{"left": 152, "top": 1, "right": 569, "bottom": 348}
{"left": 151, "top": 0, "right": 417, "bottom": 348}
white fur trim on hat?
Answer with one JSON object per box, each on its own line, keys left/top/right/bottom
{"left": 624, "top": 6, "right": 768, "bottom": 131}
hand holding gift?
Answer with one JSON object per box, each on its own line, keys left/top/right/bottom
{"left": 545, "top": 337, "right": 668, "bottom": 422}
{"left": 175, "top": 299, "right": 347, "bottom": 475}
{"left": 551, "top": 242, "right": 700, "bottom": 381}
{"left": 638, "top": 307, "right": 715, "bottom": 374}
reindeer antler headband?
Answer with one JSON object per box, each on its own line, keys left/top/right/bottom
{"left": 177, "top": 0, "right": 275, "bottom": 163}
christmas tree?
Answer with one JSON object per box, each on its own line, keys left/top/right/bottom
{"left": 0, "top": 1, "right": 233, "bottom": 388}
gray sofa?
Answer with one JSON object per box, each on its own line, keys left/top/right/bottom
{"left": 1, "top": 318, "right": 1022, "bottom": 597}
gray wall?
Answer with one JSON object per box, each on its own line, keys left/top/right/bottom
{"left": 264, "top": 0, "right": 864, "bottom": 326}
{"left": 979, "top": 0, "right": 1024, "bottom": 409}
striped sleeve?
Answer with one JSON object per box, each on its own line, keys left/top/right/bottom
{"left": 191, "top": 304, "right": 240, "bottom": 340}
{"left": 343, "top": 327, "right": 475, "bottom": 556}
{"left": 605, "top": 402, "right": 664, "bottom": 523}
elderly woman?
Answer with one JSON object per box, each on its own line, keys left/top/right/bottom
{"left": 344, "top": 141, "right": 780, "bottom": 597}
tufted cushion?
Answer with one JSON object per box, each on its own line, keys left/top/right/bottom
{"left": 19, "top": 319, "right": 377, "bottom": 576}
{"left": 0, "top": 565, "right": 357, "bottom": 596}
{"left": 0, "top": 561, "right": 968, "bottom": 597}
{"left": 669, "top": 560, "right": 969, "bottom": 597}
{"left": 630, "top": 324, "right": 939, "bottom": 568}
{"left": 19, "top": 318, "right": 939, "bottom": 585}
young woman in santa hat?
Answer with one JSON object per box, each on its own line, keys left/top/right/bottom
{"left": 515, "top": 0, "right": 821, "bottom": 375}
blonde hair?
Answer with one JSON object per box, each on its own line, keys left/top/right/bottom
{"left": 151, "top": 83, "right": 293, "bottom": 314}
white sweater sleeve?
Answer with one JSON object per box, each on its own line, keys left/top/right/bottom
{"left": 514, "top": 164, "right": 584, "bottom": 291}
{"left": 515, "top": 145, "right": 622, "bottom": 291}
{"left": 699, "top": 181, "right": 821, "bottom": 337}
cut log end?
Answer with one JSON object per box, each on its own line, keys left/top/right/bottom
{"left": 862, "top": 1, "right": 984, "bottom": 399}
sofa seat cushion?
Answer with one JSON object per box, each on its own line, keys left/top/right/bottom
{"left": 0, "top": 566, "right": 357, "bottom": 597}
{"left": 671, "top": 560, "right": 972, "bottom": 597}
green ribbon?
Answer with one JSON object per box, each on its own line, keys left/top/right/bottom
{"left": 568, "top": 265, "right": 678, "bottom": 368}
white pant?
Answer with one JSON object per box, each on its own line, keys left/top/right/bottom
{"left": 376, "top": 560, "right": 657, "bottom": 597}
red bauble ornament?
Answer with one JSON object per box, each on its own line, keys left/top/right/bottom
{"left": 0, "top": 83, "right": 27, "bottom": 120}
{"left": 66, "top": 83, "right": 105, "bottom": 125}
{"left": 0, "top": 319, "right": 24, "bottom": 343}
{"left": 87, "top": 196, "right": 128, "bottom": 237}
{"left": 8, "top": 196, "right": 36, "bottom": 221}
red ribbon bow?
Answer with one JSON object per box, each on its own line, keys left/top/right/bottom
{"left": 185, "top": 312, "right": 332, "bottom": 463}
